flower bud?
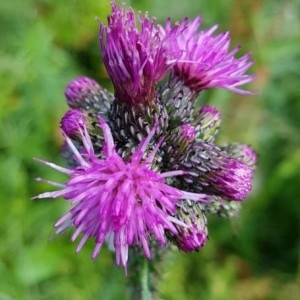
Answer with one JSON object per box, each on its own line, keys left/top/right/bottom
{"left": 64, "top": 76, "right": 113, "bottom": 114}
{"left": 60, "top": 109, "right": 86, "bottom": 138}
{"left": 197, "top": 105, "right": 221, "bottom": 142}
{"left": 170, "top": 201, "right": 208, "bottom": 252}
{"left": 165, "top": 123, "right": 196, "bottom": 162}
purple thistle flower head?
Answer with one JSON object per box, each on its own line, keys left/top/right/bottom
{"left": 214, "top": 158, "right": 253, "bottom": 201}
{"left": 99, "top": 3, "right": 180, "bottom": 106}
{"left": 65, "top": 76, "right": 101, "bottom": 108}
{"left": 179, "top": 141, "right": 253, "bottom": 201}
{"left": 163, "top": 17, "right": 254, "bottom": 94}
{"left": 34, "top": 117, "right": 210, "bottom": 270}
{"left": 60, "top": 109, "right": 86, "bottom": 138}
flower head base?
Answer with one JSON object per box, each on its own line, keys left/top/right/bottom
{"left": 34, "top": 117, "right": 209, "bottom": 270}
{"left": 166, "top": 17, "right": 254, "bottom": 94}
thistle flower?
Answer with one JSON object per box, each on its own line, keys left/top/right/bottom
{"left": 34, "top": 117, "right": 210, "bottom": 270}
{"left": 162, "top": 17, "right": 254, "bottom": 94}
{"left": 99, "top": 3, "right": 181, "bottom": 106}
{"left": 176, "top": 141, "right": 253, "bottom": 201}
{"left": 204, "top": 144, "right": 256, "bottom": 216}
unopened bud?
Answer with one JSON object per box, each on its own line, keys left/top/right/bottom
{"left": 197, "top": 105, "right": 221, "bottom": 142}
{"left": 64, "top": 76, "right": 113, "bottom": 114}
{"left": 170, "top": 201, "right": 208, "bottom": 252}
{"left": 60, "top": 109, "right": 86, "bottom": 138}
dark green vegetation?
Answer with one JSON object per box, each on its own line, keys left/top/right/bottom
{"left": 1, "top": 0, "right": 299, "bottom": 299}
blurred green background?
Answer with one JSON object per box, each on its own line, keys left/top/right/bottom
{"left": 1, "top": 0, "right": 299, "bottom": 299}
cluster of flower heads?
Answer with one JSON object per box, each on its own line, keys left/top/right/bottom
{"left": 34, "top": 2, "right": 256, "bottom": 271}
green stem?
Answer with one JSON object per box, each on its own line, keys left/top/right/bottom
{"left": 141, "top": 258, "right": 152, "bottom": 300}
{"left": 128, "top": 246, "right": 167, "bottom": 299}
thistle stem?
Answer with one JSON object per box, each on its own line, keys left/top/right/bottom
{"left": 141, "top": 258, "right": 152, "bottom": 300}
{"left": 128, "top": 248, "right": 156, "bottom": 300}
